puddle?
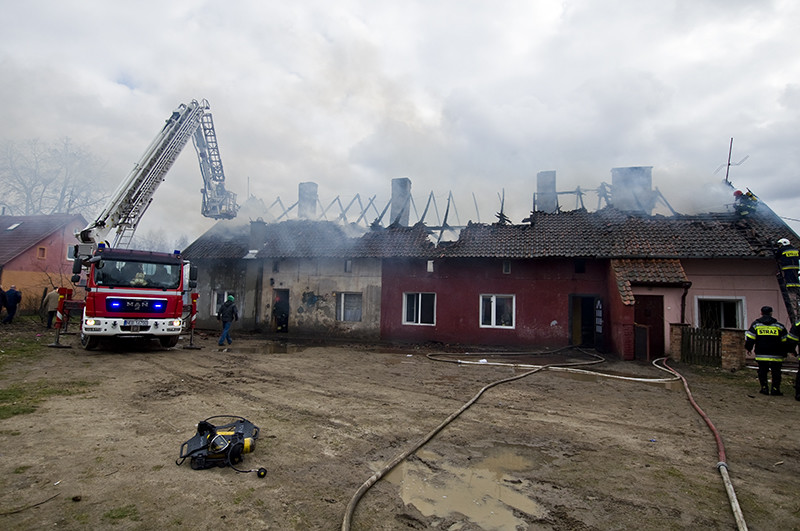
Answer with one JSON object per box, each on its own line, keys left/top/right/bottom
{"left": 385, "top": 446, "right": 546, "bottom": 530}
{"left": 217, "top": 341, "right": 306, "bottom": 354}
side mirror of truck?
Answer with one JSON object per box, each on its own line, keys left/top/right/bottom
{"left": 189, "top": 280, "right": 197, "bottom": 289}
{"left": 189, "top": 265, "right": 198, "bottom": 281}
{"left": 71, "top": 274, "right": 81, "bottom": 284}
{"left": 72, "top": 260, "right": 83, "bottom": 274}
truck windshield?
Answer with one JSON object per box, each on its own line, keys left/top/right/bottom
{"left": 94, "top": 260, "right": 181, "bottom": 289}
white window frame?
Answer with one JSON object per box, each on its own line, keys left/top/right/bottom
{"left": 403, "top": 292, "right": 436, "bottom": 326}
{"left": 480, "top": 294, "right": 516, "bottom": 328}
{"left": 336, "top": 292, "right": 363, "bottom": 322}
{"left": 695, "top": 296, "right": 744, "bottom": 329}
{"left": 213, "top": 290, "right": 238, "bottom": 315}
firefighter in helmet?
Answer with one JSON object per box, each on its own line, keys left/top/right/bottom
{"left": 777, "top": 238, "right": 800, "bottom": 291}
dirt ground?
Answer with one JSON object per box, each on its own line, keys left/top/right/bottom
{"left": 1, "top": 317, "right": 799, "bottom": 530}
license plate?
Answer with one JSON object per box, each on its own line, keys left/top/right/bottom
{"left": 125, "top": 319, "right": 149, "bottom": 326}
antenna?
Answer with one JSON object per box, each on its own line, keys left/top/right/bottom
{"left": 714, "top": 137, "right": 749, "bottom": 185}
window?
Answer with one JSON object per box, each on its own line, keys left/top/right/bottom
{"left": 344, "top": 259, "right": 353, "bottom": 273}
{"left": 427, "top": 260, "right": 434, "bottom": 273}
{"left": 403, "top": 292, "right": 436, "bottom": 325}
{"left": 698, "top": 298, "right": 742, "bottom": 329}
{"left": 336, "top": 292, "right": 362, "bottom": 322}
{"left": 502, "top": 260, "right": 511, "bottom": 274}
{"left": 37, "top": 246, "right": 47, "bottom": 259}
{"left": 214, "top": 290, "right": 237, "bottom": 314}
{"left": 480, "top": 294, "right": 515, "bottom": 328}
{"left": 574, "top": 259, "right": 586, "bottom": 274}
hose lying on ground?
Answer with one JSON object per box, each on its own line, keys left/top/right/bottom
{"left": 342, "top": 349, "right": 747, "bottom": 531}
{"left": 654, "top": 357, "right": 748, "bottom": 531}
{"left": 341, "top": 347, "right": 604, "bottom": 530}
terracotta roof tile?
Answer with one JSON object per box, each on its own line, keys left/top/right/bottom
{"left": 0, "top": 214, "right": 87, "bottom": 265}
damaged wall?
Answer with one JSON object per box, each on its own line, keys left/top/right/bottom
{"left": 255, "top": 257, "right": 382, "bottom": 338}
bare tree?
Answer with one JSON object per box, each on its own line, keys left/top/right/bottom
{"left": 0, "top": 138, "right": 109, "bottom": 217}
{"left": 130, "top": 229, "right": 190, "bottom": 253}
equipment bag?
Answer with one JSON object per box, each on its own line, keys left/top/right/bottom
{"left": 176, "top": 416, "right": 266, "bottom": 477}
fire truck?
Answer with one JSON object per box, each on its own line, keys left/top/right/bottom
{"left": 69, "top": 99, "right": 236, "bottom": 349}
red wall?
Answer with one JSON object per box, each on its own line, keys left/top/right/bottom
{"left": 381, "top": 257, "right": 622, "bottom": 350}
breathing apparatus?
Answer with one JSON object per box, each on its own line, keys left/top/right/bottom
{"left": 176, "top": 416, "right": 267, "bottom": 478}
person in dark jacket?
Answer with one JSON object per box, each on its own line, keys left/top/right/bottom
{"left": 776, "top": 238, "right": 800, "bottom": 291}
{"left": 216, "top": 295, "right": 238, "bottom": 346}
{"left": 786, "top": 318, "right": 800, "bottom": 401}
{"left": 745, "top": 306, "right": 788, "bottom": 395}
{"left": 1, "top": 285, "right": 21, "bottom": 324}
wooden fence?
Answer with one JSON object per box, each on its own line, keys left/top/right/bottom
{"left": 680, "top": 327, "right": 721, "bottom": 367}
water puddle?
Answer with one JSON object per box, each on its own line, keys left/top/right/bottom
{"left": 385, "top": 446, "right": 546, "bottom": 530}
{"left": 219, "top": 341, "right": 306, "bottom": 354}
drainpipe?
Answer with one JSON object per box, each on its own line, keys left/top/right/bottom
{"left": 680, "top": 281, "right": 692, "bottom": 324}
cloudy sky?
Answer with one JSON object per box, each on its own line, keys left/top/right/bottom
{"left": 2, "top": 0, "right": 799, "bottom": 240}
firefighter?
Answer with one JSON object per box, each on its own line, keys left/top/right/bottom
{"left": 733, "top": 189, "right": 758, "bottom": 216}
{"left": 745, "top": 306, "right": 788, "bottom": 395}
{"left": 776, "top": 238, "right": 800, "bottom": 291}
{"left": 786, "top": 318, "right": 800, "bottom": 401}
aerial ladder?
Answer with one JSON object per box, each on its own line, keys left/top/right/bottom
{"left": 77, "top": 98, "right": 237, "bottom": 252}
{"left": 63, "top": 99, "right": 237, "bottom": 350}
{"left": 775, "top": 239, "right": 800, "bottom": 325}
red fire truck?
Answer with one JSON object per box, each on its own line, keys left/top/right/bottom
{"left": 69, "top": 99, "right": 236, "bottom": 349}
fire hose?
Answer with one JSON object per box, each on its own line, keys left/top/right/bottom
{"left": 341, "top": 349, "right": 748, "bottom": 531}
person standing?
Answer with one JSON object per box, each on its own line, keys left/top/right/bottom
{"left": 216, "top": 295, "right": 238, "bottom": 346}
{"left": 786, "top": 317, "right": 800, "bottom": 401}
{"left": 42, "top": 288, "right": 60, "bottom": 328}
{"left": 745, "top": 306, "right": 788, "bottom": 395}
{"left": 1, "top": 285, "right": 21, "bottom": 324}
{"left": 776, "top": 238, "right": 800, "bottom": 291}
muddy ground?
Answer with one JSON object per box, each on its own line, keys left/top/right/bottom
{"left": 1, "top": 316, "right": 799, "bottom": 530}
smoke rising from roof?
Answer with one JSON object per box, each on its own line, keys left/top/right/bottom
{"left": 1, "top": 2, "right": 798, "bottom": 239}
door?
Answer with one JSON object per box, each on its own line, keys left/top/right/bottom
{"left": 571, "top": 295, "right": 601, "bottom": 348}
{"left": 634, "top": 295, "right": 664, "bottom": 359}
{"left": 273, "top": 289, "right": 290, "bottom": 332}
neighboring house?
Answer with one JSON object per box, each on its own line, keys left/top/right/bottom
{"left": 0, "top": 214, "right": 87, "bottom": 311}
{"left": 183, "top": 200, "right": 797, "bottom": 360}
{"left": 380, "top": 206, "right": 796, "bottom": 359}
{"left": 184, "top": 218, "right": 434, "bottom": 339}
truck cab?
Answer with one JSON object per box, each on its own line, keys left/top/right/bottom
{"left": 79, "top": 247, "right": 196, "bottom": 349}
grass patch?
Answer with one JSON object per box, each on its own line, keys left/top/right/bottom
{"left": 0, "top": 380, "right": 95, "bottom": 419}
{"left": 103, "top": 504, "right": 141, "bottom": 522}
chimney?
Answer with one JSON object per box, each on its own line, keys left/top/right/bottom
{"left": 536, "top": 170, "right": 558, "bottom": 213}
{"left": 249, "top": 218, "right": 268, "bottom": 250}
{"left": 390, "top": 177, "right": 411, "bottom": 226}
{"left": 298, "top": 182, "right": 318, "bottom": 219}
{"left": 611, "top": 166, "right": 656, "bottom": 213}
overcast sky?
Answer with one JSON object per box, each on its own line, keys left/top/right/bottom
{"left": 2, "top": 0, "right": 799, "bottom": 240}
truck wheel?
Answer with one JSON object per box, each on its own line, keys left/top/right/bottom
{"left": 159, "top": 336, "right": 179, "bottom": 348}
{"left": 80, "top": 333, "right": 99, "bottom": 350}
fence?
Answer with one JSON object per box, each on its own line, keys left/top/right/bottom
{"left": 680, "top": 327, "right": 721, "bottom": 367}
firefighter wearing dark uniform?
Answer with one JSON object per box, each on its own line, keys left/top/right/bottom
{"left": 777, "top": 238, "right": 800, "bottom": 291}
{"left": 786, "top": 318, "right": 800, "bottom": 401}
{"left": 745, "top": 306, "right": 788, "bottom": 395}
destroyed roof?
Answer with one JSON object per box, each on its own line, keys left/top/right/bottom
{"left": 439, "top": 206, "right": 793, "bottom": 259}
{"left": 0, "top": 214, "right": 86, "bottom": 266}
{"left": 182, "top": 222, "right": 250, "bottom": 260}
{"left": 253, "top": 220, "right": 435, "bottom": 258}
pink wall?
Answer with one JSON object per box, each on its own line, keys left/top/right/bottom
{"left": 682, "top": 258, "right": 791, "bottom": 328}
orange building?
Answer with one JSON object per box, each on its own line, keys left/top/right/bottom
{"left": 0, "top": 214, "right": 87, "bottom": 311}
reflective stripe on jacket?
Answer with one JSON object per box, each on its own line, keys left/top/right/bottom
{"left": 745, "top": 316, "right": 788, "bottom": 361}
